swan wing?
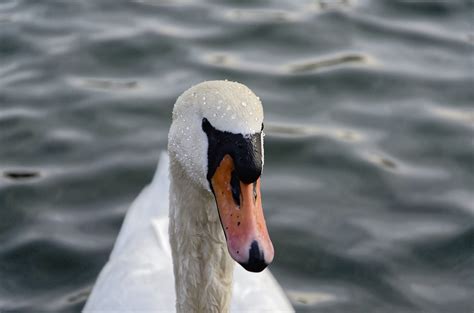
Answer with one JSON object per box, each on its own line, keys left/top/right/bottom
{"left": 84, "top": 153, "right": 294, "bottom": 312}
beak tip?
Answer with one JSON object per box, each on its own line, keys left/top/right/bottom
{"left": 238, "top": 240, "right": 272, "bottom": 273}
{"left": 239, "top": 260, "right": 269, "bottom": 273}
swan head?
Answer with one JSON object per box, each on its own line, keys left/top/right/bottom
{"left": 168, "top": 80, "right": 274, "bottom": 272}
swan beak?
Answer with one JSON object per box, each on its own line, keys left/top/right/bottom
{"left": 211, "top": 154, "right": 274, "bottom": 272}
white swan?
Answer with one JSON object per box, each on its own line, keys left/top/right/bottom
{"left": 83, "top": 81, "right": 294, "bottom": 312}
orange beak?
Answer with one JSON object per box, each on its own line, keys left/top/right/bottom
{"left": 211, "top": 154, "right": 274, "bottom": 272}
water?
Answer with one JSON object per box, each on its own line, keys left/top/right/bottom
{"left": 1, "top": 0, "right": 473, "bottom": 312}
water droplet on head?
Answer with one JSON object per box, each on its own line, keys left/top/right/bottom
{"left": 241, "top": 101, "right": 247, "bottom": 107}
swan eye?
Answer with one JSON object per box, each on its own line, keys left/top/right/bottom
{"left": 203, "top": 118, "right": 263, "bottom": 185}
{"left": 230, "top": 170, "right": 241, "bottom": 206}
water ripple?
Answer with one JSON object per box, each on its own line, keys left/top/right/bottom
{"left": 68, "top": 77, "right": 140, "bottom": 91}
{"left": 287, "top": 53, "right": 376, "bottom": 74}
{"left": 266, "top": 122, "right": 365, "bottom": 142}
{"left": 196, "top": 50, "right": 376, "bottom": 76}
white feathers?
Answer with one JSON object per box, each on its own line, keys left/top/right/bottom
{"left": 168, "top": 80, "right": 264, "bottom": 192}
{"left": 174, "top": 80, "right": 263, "bottom": 134}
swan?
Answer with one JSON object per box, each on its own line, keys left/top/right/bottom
{"left": 83, "top": 81, "right": 294, "bottom": 312}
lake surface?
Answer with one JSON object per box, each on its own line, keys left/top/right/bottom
{"left": 1, "top": 0, "right": 473, "bottom": 312}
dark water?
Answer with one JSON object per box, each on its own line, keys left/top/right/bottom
{"left": 1, "top": 0, "right": 473, "bottom": 312}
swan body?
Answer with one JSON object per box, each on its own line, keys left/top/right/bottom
{"left": 84, "top": 81, "right": 294, "bottom": 312}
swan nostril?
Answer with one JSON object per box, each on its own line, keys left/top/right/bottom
{"left": 253, "top": 182, "right": 257, "bottom": 203}
{"left": 230, "top": 170, "right": 240, "bottom": 206}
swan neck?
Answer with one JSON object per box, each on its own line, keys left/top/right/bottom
{"left": 168, "top": 160, "right": 234, "bottom": 313}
